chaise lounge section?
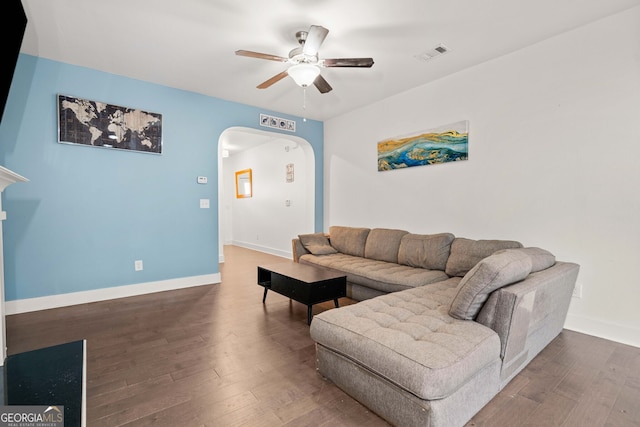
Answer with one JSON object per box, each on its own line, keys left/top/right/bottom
{"left": 292, "top": 226, "right": 579, "bottom": 426}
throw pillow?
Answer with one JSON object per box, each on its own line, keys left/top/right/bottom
{"left": 298, "top": 233, "right": 338, "bottom": 255}
{"left": 397, "top": 233, "right": 455, "bottom": 270}
{"left": 449, "top": 249, "right": 532, "bottom": 320}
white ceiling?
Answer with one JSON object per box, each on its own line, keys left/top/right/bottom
{"left": 19, "top": 0, "right": 640, "bottom": 122}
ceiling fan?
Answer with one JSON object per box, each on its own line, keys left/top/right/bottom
{"left": 235, "top": 25, "right": 374, "bottom": 94}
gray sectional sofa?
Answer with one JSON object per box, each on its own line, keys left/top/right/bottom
{"left": 292, "top": 226, "right": 580, "bottom": 427}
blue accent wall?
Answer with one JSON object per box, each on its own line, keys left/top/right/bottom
{"left": 0, "top": 54, "right": 323, "bottom": 301}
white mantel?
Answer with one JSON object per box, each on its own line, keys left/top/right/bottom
{"left": 0, "top": 166, "right": 28, "bottom": 191}
{"left": 0, "top": 165, "right": 28, "bottom": 365}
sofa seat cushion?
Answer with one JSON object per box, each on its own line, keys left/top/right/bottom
{"left": 299, "top": 253, "right": 449, "bottom": 293}
{"left": 310, "top": 280, "right": 501, "bottom": 400}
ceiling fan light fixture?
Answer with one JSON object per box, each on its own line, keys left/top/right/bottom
{"left": 288, "top": 64, "right": 320, "bottom": 87}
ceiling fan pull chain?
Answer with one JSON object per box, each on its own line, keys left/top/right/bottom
{"left": 302, "top": 88, "right": 308, "bottom": 122}
{"left": 303, "top": 87, "right": 308, "bottom": 110}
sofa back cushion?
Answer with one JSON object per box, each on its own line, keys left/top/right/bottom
{"left": 445, "top": 238, "right": 523, "bottom": 277}
{"left": 397, "top": 233, "right": 455, "bottom": 271}
{"left": 329, "top": 226, "right": 370, "bottom": 257}
{"left": 363, "top": 228, "right": 409, "bottom": 263}
{"left": 496, "top": 247, "right": 555, "bottom": 272}
{"left": 449, "top": 249, "right": 533, "bottom": 320}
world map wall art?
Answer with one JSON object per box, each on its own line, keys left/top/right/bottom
{"left": 377, "top": 120, "right": 469, "bottom": 171}
{"left": 58, "top": 94, "right": 163, "bottom": 154}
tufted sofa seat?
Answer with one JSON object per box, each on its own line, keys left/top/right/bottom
{"left": 297, "top": 252, "right": 448, "bottom": 294}
{"left": 310, "top": 279, "right": 501, "bottom": 401}
{"left": 298, "top": 226, "right": 580, "bottom": 426}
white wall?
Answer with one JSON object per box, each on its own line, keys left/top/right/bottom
{"left": 324, "top": 7, "right": 640, "bottom": 347}
{"left": 222, "top": 136, "right": 314, "bottom": 258}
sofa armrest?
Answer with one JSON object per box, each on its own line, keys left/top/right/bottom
{"left": 475, "top": 261, "right": 579, "bottom": 385}
{"left": 291, "top": 238, "right": 310, "bottom": 262}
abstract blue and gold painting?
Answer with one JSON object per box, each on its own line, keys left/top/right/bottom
{"left": 378, "top": 120, "right": 468, "bottom": 171}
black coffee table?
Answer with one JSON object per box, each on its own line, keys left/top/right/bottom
{"left": 258, "top": 262, "right": 347, "bottom": 324}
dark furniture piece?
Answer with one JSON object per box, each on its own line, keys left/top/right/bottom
{"left": 1, "top": 0, "right": 27, "bottom": 124}
{"left": 258, "top": 262, "right": 346, "bottom": 324}
{"left": 4, "top": 340, "right": 86, "bottom": 427}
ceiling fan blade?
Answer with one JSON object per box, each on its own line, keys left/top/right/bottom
{"left": 322, "top": 58, "right": 375, "bottom": 68}
{"left": 303, "top": 25, "right": 329, "bottom": 56}
{"left": 256, "top": 70, "right": 289, "bottom": 89}
{"left": 235, "top": 50, "right": 288, "bottom": 62}
{"left": 313, "top": 74, "right": 333, "bottom": 94}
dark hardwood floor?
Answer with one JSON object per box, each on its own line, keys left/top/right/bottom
{"left": 6, "top": 245, "right": 640, "bottom": 426}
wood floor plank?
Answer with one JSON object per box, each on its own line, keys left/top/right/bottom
{"left": 6, "top": 245, "right": 640, "bottom": 427}
{"left": 87, "top": 374, "right": 175, "bottom": 410}
{"left": 554, "top": 359, "right": 602, "bottom": 402}
{"left": 518, "top": 359, "right": 571, "bottom": 404}
{"left": 476, "top": 394, "right": 540, "bottom": 426}
{"left": 562, "top": 368, "right": 625, "bottom": 426}
{"left": 521, "top": 391, "right": 576, "bottom": 426}
{"left": 466, "top": 374, "right": 530, "bottom": 425}
{"left": 609, "top": 377, "right": 640, "bottom": 426}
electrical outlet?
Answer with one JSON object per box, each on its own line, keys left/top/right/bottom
{"left": 135, "top": 260, "right": 143, "bottom": 271}
{"left": 572, "top": 282, "right": 582, "bottom": 298}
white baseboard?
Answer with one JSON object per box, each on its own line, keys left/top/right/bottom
{"left": 564, "top": 313, "right": 640, "bottom": 348}
{"left": 5, "top": 273, "right": 221, "bottom": 315}
{"left": 230, "top": 240, "right": 292, "bottom": 260}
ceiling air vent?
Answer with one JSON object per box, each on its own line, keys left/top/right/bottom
{"left": 415, "top": 44, "right": 450, "bottom": 62}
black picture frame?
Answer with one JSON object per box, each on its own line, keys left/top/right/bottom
{"left": 58, "top": 94, "right": 162, "bottom": 154}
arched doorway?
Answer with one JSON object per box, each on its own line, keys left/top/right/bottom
{"left": 218, "top": 127, "right": 315, "bottom": 262}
